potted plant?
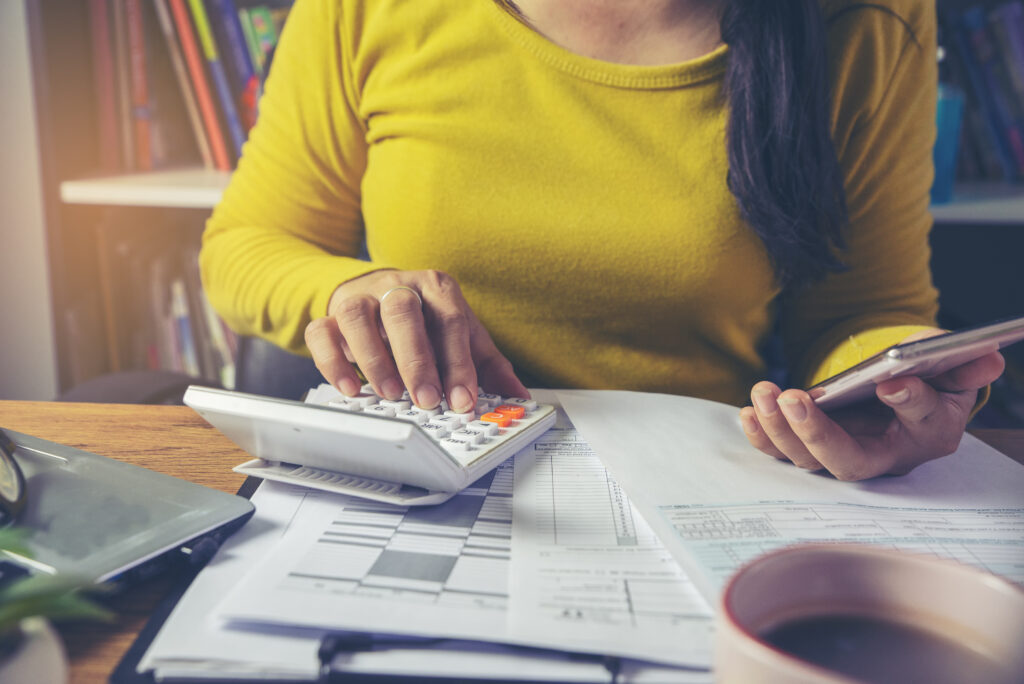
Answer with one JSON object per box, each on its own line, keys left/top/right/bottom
{"left": 0, "top": 528, "right": 112, "bottom": 682}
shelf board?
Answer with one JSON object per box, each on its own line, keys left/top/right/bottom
{"left": 931, "top": 183, "right": 1024, "bottom": 225}
{"left": 59, "top": 167, "right": 232, "bottom": 208}
{"left": 60, "top": 171, "right": 1023, "bottom": 222}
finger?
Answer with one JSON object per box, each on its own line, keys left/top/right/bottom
{"left": 775, "top": 390, "right": 893, "bottom": 481}
{"left": 739, "top": 406, "right": 788, "bottom": 461}
{"left": 419, "top": 275, "right": 479, "bottom": 413}
{"left": 926, "top": 351, "right": 1005, "bottom": 394}
{"left": 332, "top": 294, "right": 404, "bottom": 400}
{"left": 305, "top": 317, "right": 362, "bottom": 396}
{"left": 875, "top": 376, "right": 969, "bottom": 459}
{"left": 750, "top": 383, "right": 824, "bottom": 471}
{"left": 378, "top": 286, "right": 444, "bottom": 409}
{"left": 468, "top": 310, "right": 529, "bottom": 399}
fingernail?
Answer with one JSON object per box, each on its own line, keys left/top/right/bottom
{"left": 449, "top": 385, "right": 474, "bottom": 413}
{"left": 338, "top": 377, "right": 360, "bottom": 397}
{"left": 381, "top": 378, "right": 404, "bottom": 401}
{"left": 414, "top": 384, "right": 441, "bottom": 410}
{"left": 881, "top": 388, "right": 910, "bottom": 404}
{"left": 753, "top": 389, "right": 777, "bottom": 416}
{"left": 779, "top": 396, "right": 807, "bottom": 422}
{"left": 740, "top": 412, "right": 759, "bottom": 435}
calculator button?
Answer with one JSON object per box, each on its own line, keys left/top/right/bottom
{"left": 327, "top": 400, "right": 359, "bottom": 412}
{"left": 467, "top": 420, "right": 500, "bottom": 437}
{"left": 441, "top": 437, "right": 472, "bottom": 452}
{"left": 451, "top": 428, "right": 484, "bottom": 445}
{"left": 432, "top": 416, "right": 463, "bottom": 431}
{"left": 480, "top": 412, "right": 512, "bottom": 428}
{"left": 348, "top": 393, "right": 380, "bottom": 409}
{"left": 364, "top": 405, "right": 396, "bottom": 418}
{"left": 380, "top": 399, "right": 412, "bottom": 411}
{"left": 502, "top": 397, "right": 537, "bottom": 412}
{"left": 477, "top": 392, "right": 502, "bottom": 407}
{"left": 396, "top": 410, "right": 428, "bottom": 424}
{"left": 420, "top": 423, "right": 450, "bottom": 439}
{"left": 413, "top": 405, "right": 442, "bottom": 417}
{"left": 443, "top": 410, "right": 475, "bottom": 424}
{"left": 494, "top": 405, "right": 526, "bottom": 420}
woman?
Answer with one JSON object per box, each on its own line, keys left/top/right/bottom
{"left": 201, "top": 0, "right": 1004, "bottom": 480}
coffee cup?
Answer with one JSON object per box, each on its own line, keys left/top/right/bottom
{"left": 714, "top": 543, "right": 1024, "bottom": 684}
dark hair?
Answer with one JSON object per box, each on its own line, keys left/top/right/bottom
{"left": 721, "top": 1, "right": 848, "bottom": 290}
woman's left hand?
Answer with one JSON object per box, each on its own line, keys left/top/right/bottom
{"left": 739, "top": 329, "right": 1006, "bottom": 481}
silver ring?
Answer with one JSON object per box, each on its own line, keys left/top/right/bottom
{"left": 379, "top": 286, "right": 423, "bottom": 307}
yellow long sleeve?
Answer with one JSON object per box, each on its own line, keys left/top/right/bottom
{"left": 202, "top": 0, "right": 939, "bottom": 405}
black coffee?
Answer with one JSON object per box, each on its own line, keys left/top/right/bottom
{"left": 759, "top": 613, "right": 1020, "bottom": 684}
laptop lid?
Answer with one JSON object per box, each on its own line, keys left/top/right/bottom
{"left": 0, "top": 429, "right": 254, "bottom": 584}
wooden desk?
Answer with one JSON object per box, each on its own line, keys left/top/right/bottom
{"left": 0, "top": 400, "right": 1021, "bottom": 684}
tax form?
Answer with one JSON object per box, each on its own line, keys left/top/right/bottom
{"left": 211, "top": 395, "right": 714, "bottom": 669}
{"left": 556, "top": 390, "right": 1024, "bottom": 602}
{"left": 511, "top": 422, "right": 713, "bottom": 665}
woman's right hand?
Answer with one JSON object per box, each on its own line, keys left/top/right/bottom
{"left": 304, "top": 269, "right": 529, "bottom": 412}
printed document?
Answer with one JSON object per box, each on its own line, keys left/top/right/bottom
{"left": 556, "top": 390, "right": 1024, "bottom": 601}
{"left": 213, "top": 399, "right": 714, "bottom": 668}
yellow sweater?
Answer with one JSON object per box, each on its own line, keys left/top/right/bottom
{"left": 201, "top": 0, "right": 940, "bottom": 406}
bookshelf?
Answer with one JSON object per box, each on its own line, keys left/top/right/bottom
{"left": 6, "top": 0, "right": 1024, "bottom": 406}
{"left": 2, "top": 0, "right": 294, "bottom": 399}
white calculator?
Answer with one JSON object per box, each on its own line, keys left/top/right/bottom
{"left": 183, "top": 384, "right": 556, "bottom": 506}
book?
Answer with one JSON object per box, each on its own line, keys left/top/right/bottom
{"left": 186, "top": 0, "right": 247, "bottom": 158}
{"left": 990, "top": 2, "right": 1024, "bottom": 110}
{"left": 166, "top": 0, "right": 233, "bottom": 170}
{"left": 956, "top": 6, "right": 1024, "bottom": 178}
{"left": 124, "top": 0, "right": 153, "bottom": 170}
{"left": 236, "top": 7, "right": 265, "bottom": 75}
{"left": 206, "top": 0, "right": 260, "bottom": 130}
{"left": 111, "top": 0, "right": 137, "bottom": 171}
{"left": 170, "top": 277, "right": 202, "bottom": 377}
{"left": 88, "top": 0, "right": 122, "bottom": 172}
{"left": 151, "top": 0, "right": 216, "bottom": 169}
{"left": 243, "top": 5, "right": 280, "bottom": 76}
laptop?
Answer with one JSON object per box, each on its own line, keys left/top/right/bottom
{"left": 0, "top": 428, "right": 254, "bottom": 587}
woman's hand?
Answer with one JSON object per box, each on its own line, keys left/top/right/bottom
{"left": 739, "top": 329, "right": 1006, "bottom": 480}
{"left": 304, "top": 269, "right": 528, "bottom": 412}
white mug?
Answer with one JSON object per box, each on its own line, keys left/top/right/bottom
{"left": 714, "top": 543, "right": 1024, "bottom": 684}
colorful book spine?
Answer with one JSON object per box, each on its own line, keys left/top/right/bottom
{"left": 124, "top": 0, "right": 153, "bottom": 170}
{"left": 171, "top": 278, "right": 202, "bottom": 377}
{"left": 151, "top": 0, "right": 215, "bottom": 169}
{"left": 990, "top": 2, "right": 1024, "bottom": 108}
{"left": 88, "top": 0, "right": 122, "bottom": 171}
{"left": 167, "top": 0, "right": 233, "bottom": 170}
{"left": 207, "top": 0, "right": 260, "bottom": 130}
{"left": 111, "top": 0, "right": 137, "bottom": 170}
{"left": 952, "top": 7, "right": 1022, "bottom": 179}
{"left": 237, "top": 7, "right": 265, "bottom": 75}
{"left": 246, "top": 6, "right": 280, "bottom": 73}
{"left": 186, "top": 0, "right": 247, "bottom": 158}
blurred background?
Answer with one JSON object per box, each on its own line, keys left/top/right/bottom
{"left": 1, "top": 0, "right": 1023, "bottom": 426}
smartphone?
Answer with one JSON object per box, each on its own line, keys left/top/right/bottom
{"left": 808, "top": 315, "right": 1024, "bottom": 411}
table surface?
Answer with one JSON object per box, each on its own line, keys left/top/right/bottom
{"left": 0, "top": 400, "right": 1022, "bottom": 684}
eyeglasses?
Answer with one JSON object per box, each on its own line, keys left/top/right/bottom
{"left": 0, "top": 430, "right": 27, "bottom": 523}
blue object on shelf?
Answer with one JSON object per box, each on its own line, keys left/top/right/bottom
{"left": 932, "top": 83, "right": 965, "bottom": 205}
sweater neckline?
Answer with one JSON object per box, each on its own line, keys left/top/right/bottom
{"left": 486, "top": 1, "right": 729, "bottom": 90}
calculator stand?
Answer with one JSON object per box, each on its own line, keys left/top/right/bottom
{"left": 233, "top": 459, "right": 457, "bottom": 506}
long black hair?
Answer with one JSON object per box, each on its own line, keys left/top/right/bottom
{"left": 495, "top": 0, "right": 850, "bottom": 289}
{"left": 721, "top": 0, "right": 848, "bottom": 290}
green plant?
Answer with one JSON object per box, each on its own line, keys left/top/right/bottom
{"left": 0, "top": 527, "right": 113, "bottom": 655}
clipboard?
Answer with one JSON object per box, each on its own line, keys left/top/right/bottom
{"left": 109, "top": 477, "right": 674, "bottom": 684}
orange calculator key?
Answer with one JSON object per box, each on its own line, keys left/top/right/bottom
{"left": 494, "top": 405, "right": 526, "bottom": 420}
{"left": 480, "top": 412, "right": 512, "bottom": 428}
